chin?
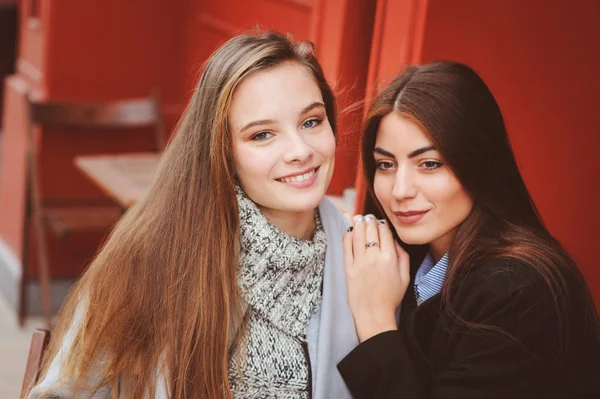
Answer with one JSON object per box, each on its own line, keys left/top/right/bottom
{"left": 395, "top": 230, "right": 434, "bottom": 246}
{"left": 285, "top": 196, "right": 322, "bottom": 212}
{"left": 399, "top": 238, "right": 428, "bottom": 246}
{"left": 288, "top": 184, "right": 326, "bottom": 203}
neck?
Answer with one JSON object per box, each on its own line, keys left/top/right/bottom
{"left": 261, "top": 207, "right": 316, "bottom": 240}
{"left": 429, "top": 230, "right": 455, "bottom": 262}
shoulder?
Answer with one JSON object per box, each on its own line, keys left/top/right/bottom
{"left": 450, "top": 257, "right": 559, "bottom": 320}
{"left": 318, "top": 197, "right": 348, "bottom": 235}
{"left": 449, "top": 255, "right": 597, "bottom": 330}
{"left": 445, "top": 257, "right": 600, "bottom": 359}
{"left": 463, "top": 257, "right": 543, "bottom": 295}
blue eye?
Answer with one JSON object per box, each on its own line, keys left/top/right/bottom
{"left": 421, "top": 161, "right": 443, "bottom": 170}
{"left": 251, "top": 131, "right": 272, "bottom": 141}
{"left": 302, "top": 118, "right": 322, "bottom": 129}
{"left": 375, "top": 161, "right": 396, "bottom": 171}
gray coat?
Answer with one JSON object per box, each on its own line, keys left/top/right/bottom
{"left": 28, "top": 198, "right": 357, "bottom": 398}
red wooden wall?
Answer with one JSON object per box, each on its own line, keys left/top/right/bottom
{"left": 1, "top": 0, "right": 187, "bottom": 277}
{"left": 2, "top": 0, "right": 598, "bottom": 307}
{"left": 422, "top": 0, "right": 600, "bottom": 304}
{"left": 0, "top": 0, "right": 374, "bottom": 281}
{"left": 358, "top": 0, "right": 600, "bottom": 304}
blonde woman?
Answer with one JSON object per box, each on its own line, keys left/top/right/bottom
{"left": 27, "top": 32, "right": 357, "bottom": 399}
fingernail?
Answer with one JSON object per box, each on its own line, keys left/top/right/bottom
{"left": 354, "top": 215, "right": 365, "bottom": 223}
{"left": 364, "top": 215, "right": 375, "bottom": 222}
{"left": 346, "top": 226, "right": 354, "bottom": 232}
{"left": 378, "top": 219, "right": 386, "bottom": 225}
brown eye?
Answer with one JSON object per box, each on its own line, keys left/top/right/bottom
{"left": 375, "top": 161, "right": 395, "bottom": 171}
{"left": 421, "top": 161, "right": 443, "bottom": 170}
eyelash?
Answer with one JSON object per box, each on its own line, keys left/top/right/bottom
{"left": 374, "top": 160, "right": 444, "bottom": 171}
{"left": 421, "top": 161, "right": 443, "bottom": 170}
{"left": 375, "top": 161, "right": 395, "bottom": 171}
{"left": 250, "top": 118, "right": 322, "bottom": 141}
{"left": 251, "top": 131, "right": 273, "bottom": 141}
{"left": 302, "top": 118, "right": 322, "bottom": 129}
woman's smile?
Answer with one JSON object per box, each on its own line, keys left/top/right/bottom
{"left": 277, "top": 166, "right": 320, "bottom": 187}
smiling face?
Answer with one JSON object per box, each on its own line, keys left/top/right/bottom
{"left": 230, "top": 61, "right": 336, "bottom": 220}
{"left": 373, "top": 112, "right": 474, "bottom": 259}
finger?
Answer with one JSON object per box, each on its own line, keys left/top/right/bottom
{"left": 352, "top": 214, "right": 366, "bottom": 262}
{"left": 363, "top": 214, "right": 380, "bottom": 252}
{"left": 395, "top": 242, "right": 410, "bottom": 282}
{"left": 377, "top": 219, "right": 395, "bottom": 254}
{"left": 343, "top": 228, "right": 354, "bottom": 273}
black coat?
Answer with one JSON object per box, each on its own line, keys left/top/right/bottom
{"left": 338, "top": 258, "right": 600, "bottom": 398}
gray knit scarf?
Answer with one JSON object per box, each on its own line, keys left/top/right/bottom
{"left": 229, "top": 187, "right": 327, "bottom": 398}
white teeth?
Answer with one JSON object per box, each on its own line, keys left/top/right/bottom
{"left": 280, "top": 169, "right": 316, "bottom": 183}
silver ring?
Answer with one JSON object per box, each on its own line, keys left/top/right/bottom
{"left": 365, "top": 241, "right": 379, "bottom": 249}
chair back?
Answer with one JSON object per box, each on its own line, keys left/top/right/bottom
{"left": 20, "top": 329, "right": 51, "bottom": 399}
{"left": 26, "top": 91, "right": 165, "bottom": 151}
{"left": 19, "top": 94, "right": 164, "bottom": 328}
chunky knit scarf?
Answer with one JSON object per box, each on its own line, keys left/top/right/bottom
{"left": 229, "top": 188, "right": 327, "bottom": 398}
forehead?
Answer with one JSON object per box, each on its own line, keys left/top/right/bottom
{"left": 376, "top": 112, "right": 433, "bottom": 151}
{"left": 229, "top": 61, "right": 323, "bottom": 127}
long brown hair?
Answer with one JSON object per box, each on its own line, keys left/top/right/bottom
{"left": 361, "top": 61, "right": 599, "bottom": 348}
{"left": 36, "top": 32, "right": 336, "bottom": 398}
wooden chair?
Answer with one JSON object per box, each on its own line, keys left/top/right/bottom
{"left": 20, "top": 329, "right": 51, "bottom": 398}
{"left": 20, "top": 92, "right": 166, "bottom": 328}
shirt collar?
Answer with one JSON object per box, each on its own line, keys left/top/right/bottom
{"left": 414, "top": 252, "right": 449, "bottom": 305}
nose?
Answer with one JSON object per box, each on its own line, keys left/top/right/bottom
{"left": 391, "top": 164, "right": 418, "bottom": 201}
{"left": 282, "top": 130, "right": 314, "bottom": 164}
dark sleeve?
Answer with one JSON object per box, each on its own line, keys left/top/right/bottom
{"left": 338, "top": 330, "right": 426, "bottom": 398}
{"left": 338, "top": 263, "right": 568, "bottom": 399}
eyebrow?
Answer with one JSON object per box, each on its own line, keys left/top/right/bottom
{"left": 408, "top": 145, "right": 437, "bottom": 158}
{"left": 240, "top": 119, "right": 275, "bottom": 134}
{"left": 239, "top": 102, "right": 325, "bottom": 134}
{"left": 373, "top": 147, "right": 396, "bottom": 159}
{"left": 301, "top": 101, "right": 325, "bottom": 115}
{"left": 373, "top": 145, "right": 437, "bottom": 159}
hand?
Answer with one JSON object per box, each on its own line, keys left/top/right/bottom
{"left": 343, "top": 214, "right": 410, "bottom": 342}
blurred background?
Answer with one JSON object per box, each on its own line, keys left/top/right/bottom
{"left": 0, "top": 0, "right": 598, "bottom": 396}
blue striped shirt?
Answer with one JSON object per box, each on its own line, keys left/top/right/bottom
{"left": 414, "top": 252, "right": 449, "bottom": 305}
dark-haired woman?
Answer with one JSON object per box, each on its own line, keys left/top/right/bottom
{"left": 339, "top": 61, "right": 600, "bottom": 398}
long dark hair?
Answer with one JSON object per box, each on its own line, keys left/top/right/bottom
{"left": 361, "top": 61, "right": 599, "bottom": 347}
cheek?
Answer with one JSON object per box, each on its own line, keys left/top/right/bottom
{"left": 312, "top": 129, "right": 336, "bottom": 161}
{"left": 426, "top": 173, "right": 473, "bottom": 216}
{"left": 451, "top": 189, "right": 474, "bottom": 217}
{"left": 373, "top": 174, "right": 393, "bottom": 209}
{"left": 234, "top": 146, "right": 274, "bottom": 181}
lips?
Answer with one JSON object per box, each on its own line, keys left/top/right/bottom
{"left": 393, "top": 209, "right": 429, "bottom": 224}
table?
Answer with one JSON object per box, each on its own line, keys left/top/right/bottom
{"left": 75, "top": 152, "right": 350, "bottom": 212}
{"left": 74, "top": 152, "right": 160, "bottom": 209}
